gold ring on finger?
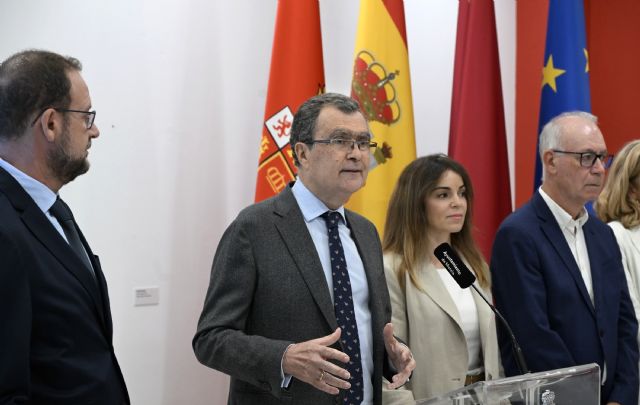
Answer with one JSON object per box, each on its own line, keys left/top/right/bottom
{"left": 318, "top": 370, "right": 325, "bottom": 382}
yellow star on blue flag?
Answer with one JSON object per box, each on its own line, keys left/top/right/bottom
{"left": 541, "top": 55, "right": 565, "bottom": 93}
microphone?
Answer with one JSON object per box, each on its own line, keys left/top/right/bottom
{"left": 434, "top": 242, "right": 530, "bottom": 375}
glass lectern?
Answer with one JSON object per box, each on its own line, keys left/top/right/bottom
{"left": 417, "top": 363, "right": 600, "bottom": 405}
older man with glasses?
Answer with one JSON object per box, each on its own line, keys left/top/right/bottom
{"left": 491, "top": 111, "right": 639, "bottom": 405}
{"left": 193, "top": 92, "right": 415, "bottom": 405}
{"left": 0, "top": 50, "right": 128, "bottom": 404}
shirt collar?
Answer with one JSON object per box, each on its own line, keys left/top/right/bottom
{"left": 291, "top": 179, "right": 345, "bottom": 223}
{"left": 539, "top": 187, "right": 589, "bottom": 231}
{"left": 0, "top": 157, "right": 58, "bottom": 213}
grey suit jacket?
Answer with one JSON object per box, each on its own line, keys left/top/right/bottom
{"left": 193, "top": 185, "right": 393, "bottom": 405}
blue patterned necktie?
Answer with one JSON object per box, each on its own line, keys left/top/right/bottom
{"left": 322, "top": 211, "right": 363, "bottom": 404}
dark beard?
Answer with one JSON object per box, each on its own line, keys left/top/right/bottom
{"left": 47, "top": 123, "right": 90, "bottom": 185}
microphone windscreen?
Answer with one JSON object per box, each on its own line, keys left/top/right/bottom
{"left": 433, "top": 242, "right": 476, "bottom": 288}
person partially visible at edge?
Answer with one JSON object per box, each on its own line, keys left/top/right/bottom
{"left": 381, "top": 154, "right": 501, "bottom": 404}
{"left": 193, "top": 92, "right": 415, "bottom": 405}
{"left": 596, "top": 139, "right": 640, "bottom": 405}
{"left": 0, "top": 50, "right": 129, "bottom": 404}
{"left": 491, "top": 111, "right": 639, "bottom": 405}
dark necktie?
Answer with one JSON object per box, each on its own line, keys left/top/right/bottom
{"left": 322, "top": 211, "right": 363, "bottom": 405}
{"left": 49, "top": 197, "right": 96, "bottom": 280}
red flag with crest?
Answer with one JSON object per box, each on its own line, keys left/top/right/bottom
{"left": 255, "top": 0, "right": 325, "bottom": 202}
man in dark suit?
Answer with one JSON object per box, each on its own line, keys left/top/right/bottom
{"left": 491, "top": 111, "right": 639, "bottom": 405}
{"left": 193, "top": 93, "right": 415, "bottom": 405}
{"left": 0, "top": 50, "right": 128, "bottom": 404}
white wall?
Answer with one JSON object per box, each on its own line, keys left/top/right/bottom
{"left": 0, "top": 1, "right": 514, "bottom": 403}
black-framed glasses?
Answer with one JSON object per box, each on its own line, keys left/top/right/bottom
{"left": 306, "top": 138, "right": 378, "bottom": 152}
{"left": 552, "top": 149, "right": 614, "bottom": 168}
{"left": 31, "top": 107, "right": 96, "bottom": 129}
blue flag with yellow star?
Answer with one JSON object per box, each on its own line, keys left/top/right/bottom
{"left": 534, "top": 0, "right": 591, "bottom": 190}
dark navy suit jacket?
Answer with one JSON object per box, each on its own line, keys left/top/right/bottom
{"left": 491, "top": 191, "right": 639, "bottom": 405}
{"left": 0, "top": 167, "right": 128, "bottom": 404}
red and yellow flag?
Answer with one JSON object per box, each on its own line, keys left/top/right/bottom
{"left": 255, "top": 0, "right": 325, "bottom": 202}
{"left": 347, "top": 0, "right": 417, "bottom": 233}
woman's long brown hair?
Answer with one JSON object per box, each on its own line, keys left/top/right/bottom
{"left": 383, "top": 154, "right": 490, "bottom": 291}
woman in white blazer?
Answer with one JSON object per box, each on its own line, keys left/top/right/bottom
{"left": 381, "top": 154, "right": 501, "bottom": 404}
{"left": 596, "top": 140, "right": 640, "bottom": 404}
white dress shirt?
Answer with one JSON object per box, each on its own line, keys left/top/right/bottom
{"left": 539, "top": 187, "right": 606, "bottom": 382}
{"left": 539, "top": 188, "right": 593, "bottom": 303}
{"left": 437, "top": 267, "right": 482, "bottom": 373}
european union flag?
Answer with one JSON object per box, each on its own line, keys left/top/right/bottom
{"left": 534, "top": 0, "right": 591, "bottom": 190}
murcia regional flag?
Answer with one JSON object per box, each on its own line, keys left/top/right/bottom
{"left": 255, "top": 0, "right": 325, "bottom": 202}
{"left": 347, "top": 0, "right": 417, "bottom": 234}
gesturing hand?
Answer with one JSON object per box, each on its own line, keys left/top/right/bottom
{"left": 383, "top": 323, "right": 416, "bottom": 389}
{"left": 282, "top": 328, "right": 352, "bottom": 395}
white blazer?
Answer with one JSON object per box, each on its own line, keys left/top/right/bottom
{"left": 382, "top": 252, "right": 501, "bottom": 404}
{"left": 609, "top": 221, "right": 640, "bottom": 400}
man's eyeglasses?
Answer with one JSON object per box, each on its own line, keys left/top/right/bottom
{"left": 31, "top": 107, "right": 96, "bottom": 129}
{"left": 307, "top": 138, "right": 378, "bottom": 152}
{"left": 552, "top": 150, "right": 614, "bottom": 168}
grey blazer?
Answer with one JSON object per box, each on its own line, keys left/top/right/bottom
{"left": 193, "top": 185, "right": 394, "bottom": 405}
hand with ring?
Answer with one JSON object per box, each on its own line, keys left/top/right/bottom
{"left": 282, "top": 328, "right": 353, "bottom": 395}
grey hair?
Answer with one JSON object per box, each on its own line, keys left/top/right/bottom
{"left": 539, "top": 111, "right": 598, "bottom": 160}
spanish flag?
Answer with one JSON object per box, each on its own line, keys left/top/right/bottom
{"left": 347, "top": 0, "right": 417, "bottom": 234}
{"left": 254, "top": 0, "right": 325, "bottom": 202}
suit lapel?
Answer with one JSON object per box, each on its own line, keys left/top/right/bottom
{"left": 75, "top": 220, "right": 111, "bottom": 334}
{"left": 472, "top": 285, "right": 492, "bottom": 352}
{"left": 345, "top": 212, "right": 379, "bottom": 296}
{"left": 345, "top": 209, "right": 387, "bottom": 388}
{"left": 583, "top": 221, "right": 607, "bottom": 314}
{"left": 0, "top": 168, "right": 108, "bottom": 331}
{"left": 273, "top": 189, "right": 338, "bottom": 331}
{"left": 534, "top": 193, "right": 596, "bottom": 316}
{"left": 345, "top": 212, "right": 385, "bottom": 330}
{"left": 421, "top": 263, "right": 462, "bottom": 327}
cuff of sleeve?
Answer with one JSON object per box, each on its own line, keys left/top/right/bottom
{"left": 280, "top": 343, "right": 295, "bottom": 389}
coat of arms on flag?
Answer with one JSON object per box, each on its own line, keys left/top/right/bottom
{"left": 257, "top": 106, "right": 296, "bottom": 196}
{"left": 253, "top": 0, "right": 325, "bottom": 202}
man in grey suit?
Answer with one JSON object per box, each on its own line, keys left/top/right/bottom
{"left": 193, "top": 93, "right": 415, "bottom": 405}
